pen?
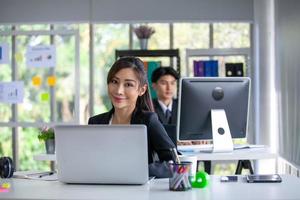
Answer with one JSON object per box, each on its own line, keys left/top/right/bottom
{"left": 170, "top": 148, "right": 181, "bottom": 164}
{"left": 27, "top": 171, "right": 53, "bottom": 176}
{"left": 39, "top": 172, "right": 54, "bottom": 178}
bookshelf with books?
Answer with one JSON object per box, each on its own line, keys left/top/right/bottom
{"left": 115, "top": 49, "right": 180, "bottom": 74}
{"left": 185, "top": 48, "right": 251, "bottom": 77}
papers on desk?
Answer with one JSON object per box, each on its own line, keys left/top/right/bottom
{"left": 13, "top": 171, "right": 58, "bottom": 181}
{"left": 178, "top": 144, "right": 266, "bottom": 153}
{"left": 147, "top": 176, "right": 156, "bottom": 185}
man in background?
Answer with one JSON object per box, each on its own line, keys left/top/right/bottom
{"left": 151, "top": 67, "right": 179, "bottom": 125}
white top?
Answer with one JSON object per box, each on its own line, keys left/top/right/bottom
{"left": 3, "top": 175, "right": 300, "bottom": 200}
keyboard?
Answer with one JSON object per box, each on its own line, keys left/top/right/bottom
{"left": 178, "top": 144, "right": 265, "bottom": 153}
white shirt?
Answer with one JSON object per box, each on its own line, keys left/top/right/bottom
{"left": 158, "top": 99, "right": 173, "bottom": 115}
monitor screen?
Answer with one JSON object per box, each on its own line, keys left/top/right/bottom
{"left": 177, "top": 77, "right": 250, "bottom": 141}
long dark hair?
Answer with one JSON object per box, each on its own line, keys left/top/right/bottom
{"left": 107, "top": 56, "right": 154, "bottom": 112}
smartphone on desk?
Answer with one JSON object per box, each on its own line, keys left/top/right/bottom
{"left": 246, "top": 174, "right": 282, "bottom": 183}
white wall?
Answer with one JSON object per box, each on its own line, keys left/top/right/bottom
{"left": 0, "top": 0, "right": 253, "bottom": 23}
{"left": 91, "top": 0, "right": 253, "bottom": 23}
{"left": 253, "top": 0, "right": 276, "bottom": 147}
{"left": 275, "top": 0, "right": 300, "bottom": 168}
{"left": 253, "top": 0, "right": 300, "bottom": 170}
{"left": 252, "top": 0, "right": 277, "bottom": 173}
{"left": 0, "top": 0, "right": 90, "bottom": 24}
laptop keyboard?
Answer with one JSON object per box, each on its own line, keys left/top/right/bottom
{"left": 178, "top": 144, "right": 213, "bottom": 152}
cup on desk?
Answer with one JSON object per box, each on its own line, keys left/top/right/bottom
{"left": 169, "top": 162, "right": 192, "bottom": 191}
{"left": 178, "top": 155, "right": 197, "bottom": 180}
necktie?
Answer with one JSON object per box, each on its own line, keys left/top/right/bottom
{"left": 165, "top": 109, "right": 172, "bottom": 124}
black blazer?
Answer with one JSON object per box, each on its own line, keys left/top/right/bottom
{"left": 88, "top": 108, "right": 175, "bottom": 164}
{"left": 152, "top": 99, "right": 178, "bottom": 125}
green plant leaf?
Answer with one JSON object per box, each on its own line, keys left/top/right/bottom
{"left": 38, "top": 128, "right": 55, "bottom": 141}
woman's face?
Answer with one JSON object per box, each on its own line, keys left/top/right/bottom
{"left": 108, "top": 68, "right": 146, "bottom": 111}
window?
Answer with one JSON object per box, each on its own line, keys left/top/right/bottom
{"left": 0, "top": 128, "right": 12, "bottom": 157}
{"left": 93, "top": 24, "right": 129, "bottom": 116}
{"left": 132, "top": 23, "right": 170, "bottom": 50}
{"left": 0, "top": 25, "right": 11, "bottom": 31}
{"left": 0, "top": 34, "right": 12, "bottom": 122}
{"left": 213, "top": 23, "right": 250, "bottom": 48}
{"left": 0, "top": 22, "right": 251, "bottom": 172}
{"left": 174, "top": 23, "right": 209, "bottom": 75}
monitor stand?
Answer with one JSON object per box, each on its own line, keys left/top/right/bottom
{"left": 211, "top": 109, "right": 234, "bottom": 153}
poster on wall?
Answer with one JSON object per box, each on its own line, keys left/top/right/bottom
{"left": 0, "top": 43, "right": 10, "bottom": 64}
{"left": 26, "top": 45, "right": 56, "bottom": 68}
{"left": 0, "top": 81, "right": 24, "bottom": 103}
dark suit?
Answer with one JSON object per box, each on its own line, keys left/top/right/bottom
{"left": 88, "top": 108, "right": 175, "bottom": 164}
{"left": 152, "top": 99, "right": 178, "bottom": 125}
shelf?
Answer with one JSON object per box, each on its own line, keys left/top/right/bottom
{"left": 33, "top": 154, "right": 56, "bottom": 161}
{"left": 115, "top": 49, "right": 181, "bottom": 80}
{"left": 186, "top": 48, "right": 251, "bottom": 57}
{"left": 185, "top": 48, "right": 251, "bottom": 77}
{"left": 115, "top": 49, "right": 180, "bottom": 58}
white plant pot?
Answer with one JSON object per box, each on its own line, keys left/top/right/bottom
{"left": 139, "top": 39, "right": 148, "bottom": 50}
{"left": 45, "top": 139, "right": 55, "bottom": 154}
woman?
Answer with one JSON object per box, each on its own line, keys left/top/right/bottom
{"left": 88, "top": 57, "right": 176, "bottom": 176}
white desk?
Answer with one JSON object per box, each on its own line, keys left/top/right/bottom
{"left": 179, "top": 147, "right": 276, "bottom": 161}
{"left": 34, "top": 147, "right": 276, "bottom": 162}
{"left": 179, "top": 146, "right": 276, "bottom": 174}
{"left": 1, "top": 175, "right": 300, "bottom": 200}
{"left": 34, "top": 148, "right": 276, "bottom": 174}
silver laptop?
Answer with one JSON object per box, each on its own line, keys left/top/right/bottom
{"left": 55, "top": 125, "right": 149, "bottom": 185}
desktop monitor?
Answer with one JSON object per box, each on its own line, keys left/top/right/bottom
{"left": 177, "top": 77, "right": 250, "bottom": 152}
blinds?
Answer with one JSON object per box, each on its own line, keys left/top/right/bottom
{"left": 0, "top": 0, "right": 90, "bottom": 23}
{"left": 91, "top": 0, "right": 253, "bottom": 23}
{"left": 276, "top": 0, "right": 300, "bottom": 167}
{"left": 0, "top": 0, "right": 253, "bottom": 24}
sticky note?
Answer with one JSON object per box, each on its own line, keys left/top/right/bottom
{"left": 15, "top": 52, "right": 23, "bottom": 63}
{"left": 2, "top": 183, "right": 10, "bottom": 189}
{"left": 32, "top": 76, "right": 42, "bottom": 86}
{"left": 0, "top": 188, "right": 9, "bottom": 193}
{"left": 47, "top": 76, "right": 56, "bottom": 86}
{"left": 41, "top": 93, "right": 50, "bottom": 101}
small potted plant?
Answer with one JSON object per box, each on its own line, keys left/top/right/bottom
{"left": 133, "top": 25, "right": 155, "bottom": 50}
{"left": 38, "top": 127, "right": 55, "bottom": 154}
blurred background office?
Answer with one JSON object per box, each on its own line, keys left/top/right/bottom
{"left": 0, "top": 0, "right": 299, "bottom": 178}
